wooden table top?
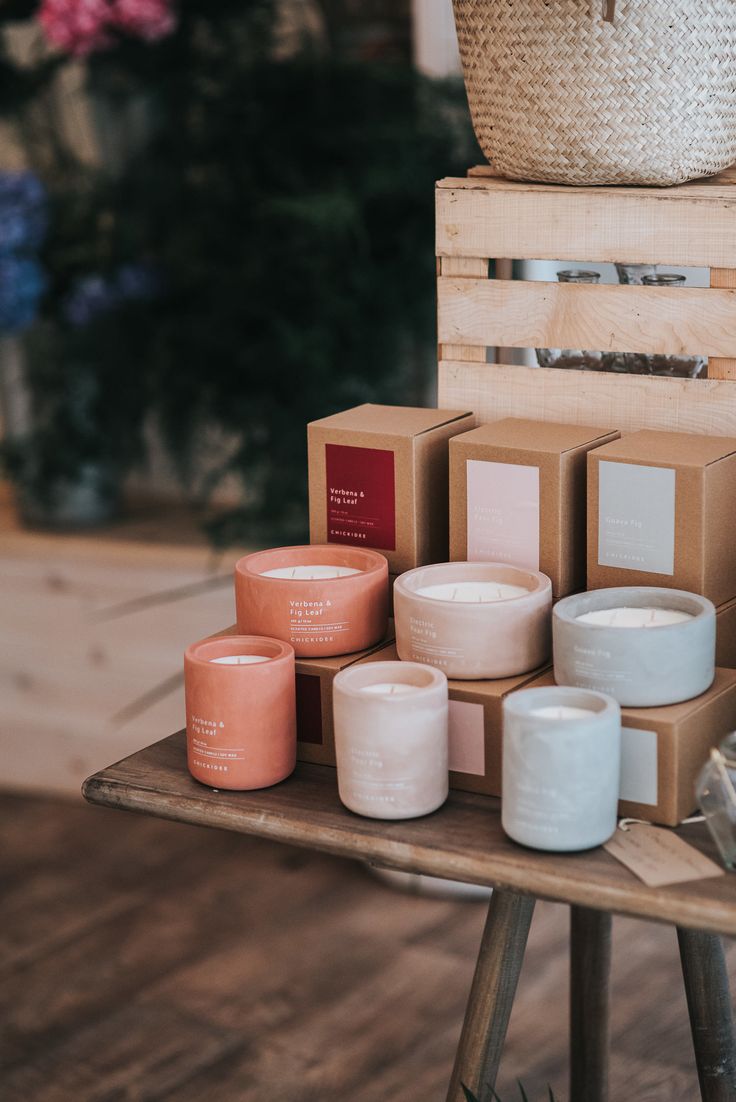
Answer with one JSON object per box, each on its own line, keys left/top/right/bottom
{"left": 83, "top": 731, "right": 736, "bottom": 937}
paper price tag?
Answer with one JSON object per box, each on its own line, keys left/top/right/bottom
{"left": 604, "top": 823, "right": 724, "bottom": 887}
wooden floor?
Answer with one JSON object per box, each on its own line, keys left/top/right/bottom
{"left": 1, "top": 794, "right": 735, "bottom": 1101}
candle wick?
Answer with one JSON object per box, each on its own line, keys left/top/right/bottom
{"left": 290, "top": 567, "right": 297, "bottom": 579}
{"left": 452, "top": 587, "right": 458, "bottom": 601}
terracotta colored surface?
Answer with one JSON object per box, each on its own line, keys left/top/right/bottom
{"left": 184, "top": 635, "right": 296, "bottom": 791}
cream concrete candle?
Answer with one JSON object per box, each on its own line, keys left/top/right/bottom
{"left": 235, "top": 545, "right": 389, "bottom": 658}
{"left": 502, "top": 686, "right": 621, "bottom": 851}
{"left": 554, "top": 587, "right": 716, "bottom": 707}
{"left": 333, "top": 661, "right": 449, "bottom": 819}
{"left": 394, "top": 562, "right": 552, "bottom": 679}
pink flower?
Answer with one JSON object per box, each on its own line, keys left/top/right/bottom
{"left": 112, "top": 0, "right": 177, "bottom": 42}
{"left": 37, "top": 0, "right": 176, "bottom": 56}
{"left": 38, "top": 0, "right": 113, "bottom": 57}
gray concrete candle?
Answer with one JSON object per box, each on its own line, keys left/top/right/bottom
{"left": 553, "top": 587, "right": 715, "bottom": 707}
{"left": 502, "top": 686, "right": 621, "bottom": 851}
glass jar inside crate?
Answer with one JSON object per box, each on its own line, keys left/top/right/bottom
{"left": 536, "top": 270, "right": 605, "bottom": 371}
{"left": 696, "top": 733, "right": 736, "bottom": 869}
{"left": 622, "top": 275, "right": 706, "bottom": 378}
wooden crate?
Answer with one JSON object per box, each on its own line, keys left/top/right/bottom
{"left": 436, "top": 165, "right": 736, "bottom": 435}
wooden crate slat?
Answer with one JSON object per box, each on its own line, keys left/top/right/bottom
{"left": 438, "top": 361, "right": 736, "bottom": 437}
{"left": 437, "top": 277, "right": 736, "bottom": 357}
{"left": 436, "top": 184, "right": 736, "bottom": 267}
{"left": 437, "top": 256, "right": 489, "bottom": 363}
{"left": 709, "top": 268, "right": 736, "bottom": 379}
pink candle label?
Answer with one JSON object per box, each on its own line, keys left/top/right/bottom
{"left": 187, "top": 712, "right": 244, "bottom": 777}
{"left": 326, "top": 443, "right": 396, "bottom": 551}
{"left": 466, "top": 460, "right": 540, "bottom": 569}
{"left": 296, "top": 674, "right": 323, "bottom": 744}
{"left": 448, "top": 700, "right": 485, "bottom": 776}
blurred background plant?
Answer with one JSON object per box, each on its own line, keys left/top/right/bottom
{"left": 0, "top": 0, "right": 477, "bottom": 540}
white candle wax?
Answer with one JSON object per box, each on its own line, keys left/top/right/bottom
{"left": 576, "top": 606, "right": 694, "bottom": 628}
{"left": 529, "top": 705, "right": 596, "bottom": 719}
{"left": 360, "top": 682, "right": 420, "bottom": 696}
{"left": 211, "top": 654, "right": 271, "bottom": 665}
{"left": 415, "top": 581, "right": 530, "bottom": 603}
{"left": 261, "top": 565, "right": 361, "bottom": 580}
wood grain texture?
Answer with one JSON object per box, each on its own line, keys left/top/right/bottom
{"left": 436, "top": 177, "right": 736, "bottom": 267}
{"left": 437, "top": 277, "right": 736, "bottom": 358}
{"left": 446, "top": 891, "right": 534, "bottom": 1102}
{"left": 678, "top": 928, "right": 736, "bottom": 1101}
{"left": 438, "top": 257, "right": 488, "bottom": 363}
{"left": 570, "top": 907, "right": 612, "bottom": 1102}
{"left": 709, "top": 269, "right": 736, "bottom": 379}
{"left": 83, "top": 731, "right": 736, "bottom": 936}
{"left": 438, "top": 361, "right": 736, "bottom": 437}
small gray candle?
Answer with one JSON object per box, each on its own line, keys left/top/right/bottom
{"left": 502, "top": 686, "right": 621, "bottom": 852}
{"left": 553, "top": 587, "right": 715, "bottom": 707}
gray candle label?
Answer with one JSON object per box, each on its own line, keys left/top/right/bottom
{"left": 598, "top": 461, "right": 675, "bottom": 575}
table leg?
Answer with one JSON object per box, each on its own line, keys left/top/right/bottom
{"left": 677, "top": 927, "right": 736, "bottom": 1101}
{"left": 570, "top": 906, "right": 611, "bottom": 1102}
{"left": 446, "top": 889, "right": 535, "bottom": 1102}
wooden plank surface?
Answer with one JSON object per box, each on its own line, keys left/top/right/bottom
{"left": 436, "top": 182, "right": 736, "bottom": 268}
{"left": 437, "top": 277, "right": 736, "bottom": 358}
{"left": 438, "top": 256, "right": 488, "bottom": 363}
{"left": 83, "top": 731, "right": 736, "bottom": 936}
{"left": 709, "top": 269, "right": 736, "bottom": 379}
{"left": 438, "top": 361, "right": 736, "bottom": 437}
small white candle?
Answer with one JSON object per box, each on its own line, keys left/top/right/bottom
{"left": 415, "top": 581, "right": 530, "bottom": 603}
{"left": 261, "top": 564, "right": 362, "bottom": 580}
{"left": 211, "top": 654, "right": 271, "bottom": 665}
{"left": 360, "top": 682, "right": 420, "bottom": 696}
{"left": 529, "top": 705, "right": 596, "bottom": 719}
{"left": 576, "top": 606, "right": 694, "bottom": 628}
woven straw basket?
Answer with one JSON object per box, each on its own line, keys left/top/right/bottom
{"left": 453, "top": 0, "right": 736, "bottom": 186}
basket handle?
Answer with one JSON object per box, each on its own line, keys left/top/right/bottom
{"left": 602, "top": 0, "right": 616, "bottom": 20}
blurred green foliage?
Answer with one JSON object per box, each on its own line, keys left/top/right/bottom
{"left": 1, "top": 1, "right": 477, "bottom": 540}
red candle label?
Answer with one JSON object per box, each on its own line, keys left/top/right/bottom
{"left": 325, "top": 444, "right": 396, "bottom": 551}
{"left": 296, "top": 674, "right": 323, "bottom": 744}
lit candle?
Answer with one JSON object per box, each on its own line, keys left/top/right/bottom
{"left": 503, "top": 686, "right": 621, "bottom": 852}
{"left": 576, "top": 606, "right": 694, "bottom": 628}
{"left": 394, "top": 562, "right": 552, "bottom": 679}
{"left": 529, "top": 705, "right": 595, "bottom": 719}
{"left": 235, "top": 545, "right": 388, "bottom": 658}
{"left": 415, "top": 581, "right": 530, "bottom": 602}
{"left": 211, "top": 654, "right": 271, "bottom": 665}
{"left": 554, "top": 587, "right": 716, "bottom": 706}
{"left": 261, "top": 565, "right": 361, "bottom": 580}
{"left": 185, "top": 635, "right": 296, "bottom": 791}
{"left": 334, "top": 661, "right": 449, "bottom": 819}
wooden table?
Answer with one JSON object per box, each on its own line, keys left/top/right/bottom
{"left": 84, "top": 731, "right": 736, "bottom": 1102}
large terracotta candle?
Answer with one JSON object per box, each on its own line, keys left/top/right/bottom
{"left": 553, "top": 587, "right": 715, "bottom": 706}
{"left": 333, "top": 660, "right": 448, "bottom": 819}
{"left": 394, "top": 562, "right": 552, "bottom": 679}
{"left": 185, "top": 635, "right": 296, "bottom": 790}
{"left": 502, "top": 685, "right": 621, "bottom": 851}
{"left": 235, "top": 545, "right": 388, "bottom": 658}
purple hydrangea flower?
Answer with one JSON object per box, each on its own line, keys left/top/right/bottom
{"left": 0, "top": 172, "right": 47, "bottom": 257}
{"left": 63, "top": 263, "right": 162, "bottom": 327}
{"left": 0, "top": 256, "right": 47, "bottom": 334}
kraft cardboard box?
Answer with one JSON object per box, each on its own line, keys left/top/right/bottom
{"left": 449, "top": 418, "right": 619, "bottom": 597}
{"left": 532, "top": 669, "right": 736, "bottom": 826}
{"left": 369, "top": 642, "right": 550, "bottom": 796}
{"left": 587, "top": 429, "right": 736, "bottom": 605}
{"left": 295, "top": 629, "right": 395, "bottom": 766}
{"left": 717, "top": 595, "right": 736, "bottom": 668}
{"left": 308, "top": 404, "right": 475, "bottom": 575}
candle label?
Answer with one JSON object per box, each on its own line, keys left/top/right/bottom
{"left": 296, "top": 674, "right": 323, "bottom": 745}
{"left": 326, "top": 444, "right": 396, "bottom": 551}
{"left": 287, "top": 598, "right": 350, "bottom": 648}
{"left": 406, "top": 615, "right": 463, "bottom": 669}
{"left": 187, "top": 712, "right": 244, "bottom": 776}
{"left": 620, "top": 726, "right": 658, "bottom": 805}
{"left": 597, "top": 462, "right": 676, "bottom": 575}
{"left": 466, "top": 460, "right": 540, "bottom": 569}
{"left": 448, "top": 700, "right": 485, "bottom": 776}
